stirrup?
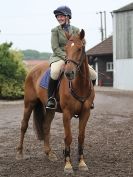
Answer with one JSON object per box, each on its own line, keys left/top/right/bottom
{"left": 46, "top": 97, "right": 57, "bottom": 110}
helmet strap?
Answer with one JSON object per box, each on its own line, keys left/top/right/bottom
{"left": 62, "top": 23, "right": 70, "bottom": 32}
{"left": 65, "top": 16, "right": 70, "bottom": 24}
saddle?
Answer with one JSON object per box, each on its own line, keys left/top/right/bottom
{"left": 40, "top": 68, "right": 93, "bottom": 115}
{"left": 40, "top": 68, "right": 63, "bottom": 112}
{"left": 40, "top": 68, "right": 63, "bottom": 90}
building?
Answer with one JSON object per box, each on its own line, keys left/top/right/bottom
{"left": 86, "top": 36, "right": 113, "bottom": 86}
{"left": 113, "top": 3, "right": 133, "bottom": 90}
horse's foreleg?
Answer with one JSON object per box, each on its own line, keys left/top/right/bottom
{"left": 78, "top": 110, "right": 90, "bottom": 171}
{"left": 16, "top": 104, "right": 33, "bottom": 160}
{"left": 43, "top": 110, "right": 57, "bottom": 161}
{"left": 63, "top": 113, "right": 73, "bottom": 173}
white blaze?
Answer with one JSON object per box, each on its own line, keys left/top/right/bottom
{"left": 71, "top": 43, "right": 74, "bottom": 47}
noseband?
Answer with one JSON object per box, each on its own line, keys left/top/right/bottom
{"left": 65, "top": 46, "right": 85, "bottom": 71}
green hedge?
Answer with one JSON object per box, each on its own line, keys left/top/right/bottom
{"left": 0, "top": 42, "right": 27, "bottom": 100}
{"left": 0, "top": 79, "right": 24, "bottom": 99}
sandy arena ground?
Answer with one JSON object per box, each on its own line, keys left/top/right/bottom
{"left": 0, "top": 87, "right": 133, "bottom": 177}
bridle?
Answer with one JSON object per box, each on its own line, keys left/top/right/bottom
{"left": 65, "top": 45, "right": 86, "bottom": 72}
{"left": 65, "top": 43, "right": 92, "bottom": 103}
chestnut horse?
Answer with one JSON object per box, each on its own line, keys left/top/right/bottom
{"left": 16, "top": 29, "right": 95, "bottom": 173}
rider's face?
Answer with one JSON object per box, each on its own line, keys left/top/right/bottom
{"left": 56, "top": 15, "right": 67, "bottom": 25}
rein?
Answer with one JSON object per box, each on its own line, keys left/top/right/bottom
{"left": 69, "top": 80, "right": 92, "bottom": 103}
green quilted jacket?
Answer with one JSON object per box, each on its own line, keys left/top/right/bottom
{"left": 49, "top": 25, "right": 79, "bottom": 64}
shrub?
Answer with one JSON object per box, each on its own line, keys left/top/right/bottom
{"left": 0, "top": 42, "right": 27, "bottom": 99}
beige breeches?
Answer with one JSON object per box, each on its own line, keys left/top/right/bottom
{"left": 51, "top": 60, "right": 97, "bottom": 80}
{"left": 51, "top": 60, "right": 65, "bottom": 80}
{"left": 88, "top": 65, "right": 97, "bottom": 80}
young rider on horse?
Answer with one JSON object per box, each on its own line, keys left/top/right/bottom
{"left": 46, "top": 6, "right": 97, "bottom": 110}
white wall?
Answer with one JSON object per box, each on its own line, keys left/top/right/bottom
{"left": 113, "top": 12, "right": 133, "bottom": 59}
{"left": 113, "top": 58, "right": 133, "bottom": 90}
{"left": 113, "top": 10, "right": 133, "bottom": 90}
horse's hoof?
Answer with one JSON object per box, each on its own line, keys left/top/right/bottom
{"left": 16, "top": 152, "right": 23, "bottom": 160}
{"left": 79, "top": 165, "right": 88, "bottom": 171}
{"left": 64, "top": 162, "right": 73, "bottom": 174}
{"left": 79, "top": 160, "right": 88, "bottom": 171}
{"left": 64, "top": 167, "right": 74, "bottom": 174}
{"left": 48, "top": 151, "right": 58, "bottom": 162}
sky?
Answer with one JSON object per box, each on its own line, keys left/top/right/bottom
{"left": 0, "top": 0, "right": 132, "bottom": 52}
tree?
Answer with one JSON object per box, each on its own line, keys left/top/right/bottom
{"left": 0, "top": 42, "right": 27, "bottom": 99}
{"left": 21, "top": 49, "right": 51, "bottom": 60}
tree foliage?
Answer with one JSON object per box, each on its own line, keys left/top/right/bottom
{"left": 0, "top": 42, "right": 27, "bottom": 99}
{"left": 21, "top": 49, "right": 51, "bottom": 60}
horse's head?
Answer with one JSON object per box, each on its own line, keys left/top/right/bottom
{"left": 64, "top": 29, "right": 86, "bottom": 80}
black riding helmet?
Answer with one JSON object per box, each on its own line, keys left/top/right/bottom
{"left": 53, "top": 6, "right": 72, "bottom": 19}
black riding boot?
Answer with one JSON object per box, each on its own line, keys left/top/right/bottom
{"left": 91, "top": 79, "right": 96, "bottom": 109}
{"left": 46, "top": 77, "right": 58, "bottom": 109}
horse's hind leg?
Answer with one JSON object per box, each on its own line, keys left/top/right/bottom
{"left": 16, "top": 102, "right": 33, "bottom": 160}
{"left": 43, "top": 110, "right": 58, "bottom": 161}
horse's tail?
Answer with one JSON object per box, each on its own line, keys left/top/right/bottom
{"left": 33, "top": 100, "right": 45, "bottom": 140}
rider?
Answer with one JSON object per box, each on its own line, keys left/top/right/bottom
{"left": 46, "top": 6, "right": 97, "bottom": 109}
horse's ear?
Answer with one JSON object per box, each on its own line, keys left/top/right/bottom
{"left": 65, "top": 32, "right": 71, "bottom": 40}
{"left": 79, "top": 29, "right": 85, "bottom": 40}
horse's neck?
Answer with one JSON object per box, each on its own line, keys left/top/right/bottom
{"left": 74, "top": 56, "right": 90, "bottom": 90}
{"left": 80, "top": 56, "right": 89, "bottom": 81}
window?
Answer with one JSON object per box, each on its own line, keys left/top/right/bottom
{"left": 106, "top": 62, "right": 113, "bottom": 72}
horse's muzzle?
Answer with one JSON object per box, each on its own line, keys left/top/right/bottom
{"left": 64, "top": 70, "right": 75, "bottom": 80}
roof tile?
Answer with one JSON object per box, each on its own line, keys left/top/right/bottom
{"left": 86, "top": 36, "right": 112, "bottom": 56}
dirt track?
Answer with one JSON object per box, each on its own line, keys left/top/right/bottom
{"left": 0, "top": 87, "right": 133, "bottom": 177}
